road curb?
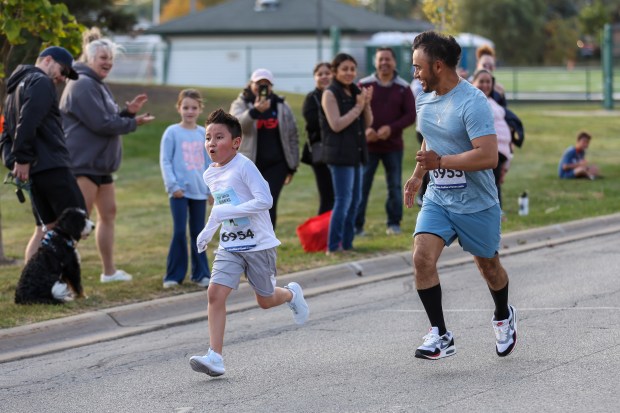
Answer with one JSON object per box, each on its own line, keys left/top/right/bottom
{"left": 2, "top": 212, "right": 620, "bottom": 363}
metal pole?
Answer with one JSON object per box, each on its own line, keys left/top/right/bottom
{"left": 317, "top": 0, "right": 323, "bottom": 61}
{"left": 152, "top": 0, "right": 160, "bottom": 25}
{"left": 602, "top": 24, "right": 613, "bottom": 110}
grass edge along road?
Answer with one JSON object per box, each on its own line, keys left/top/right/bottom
{"left": 1, "top": 84, "right": 619, "bottom": 328}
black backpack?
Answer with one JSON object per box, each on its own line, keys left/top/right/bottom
{"left": 0, "top": 80, "right": 24, "bottom": 170}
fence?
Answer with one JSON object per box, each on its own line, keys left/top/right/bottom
{"left": 108, "top": 40, "right": 620, "bottom": 102}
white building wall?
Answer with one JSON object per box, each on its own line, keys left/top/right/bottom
{"left": 165, "top": 34, "right": 370, "bottom": 93}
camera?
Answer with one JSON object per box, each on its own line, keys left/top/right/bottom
{"left": 258, "top": 84, "right": 269, "bottom": 99}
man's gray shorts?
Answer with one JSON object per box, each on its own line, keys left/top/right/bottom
{"left": 210, "top": 248, "right": 277, "bottom": 297}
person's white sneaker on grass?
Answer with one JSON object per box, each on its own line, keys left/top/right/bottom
{"left": 285, "top": 282, "right": 309, "bottom": 325}
{"left": 100, "top": 269, "right": 132, "bottom": 283}
{"left": 162, "top": 280, "right": 179, "bottom": 289}
{"left": 190, "top": 348, "right": 225, "bottom": 377}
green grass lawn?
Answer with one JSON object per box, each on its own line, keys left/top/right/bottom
{"left": 1, "top": 83, "right": 619, "bottom": 328}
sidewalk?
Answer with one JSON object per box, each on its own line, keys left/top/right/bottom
{"left": 2, "top": 213, "right": 620, "bottom": 364}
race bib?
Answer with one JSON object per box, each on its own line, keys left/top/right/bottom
{"left": 213, "top": 188, "right": 256, "bottom": 251}
{"left": 432, "top": 168, "right": 467, "bottom": 190}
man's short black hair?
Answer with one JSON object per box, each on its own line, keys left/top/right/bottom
{"left": 376, "top": 46, "right": 396, "bottom": 60}
{"left": 412, "top": 31, "right": 461, "bottom": 69}
{"left": 205, "top": 109, "right": 242, "bottom": 139}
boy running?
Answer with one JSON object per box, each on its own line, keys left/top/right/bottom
{"left": 189, "top": 109, "right": 309, "bottom": 377}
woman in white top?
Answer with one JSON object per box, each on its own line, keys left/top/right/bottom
{"left": 472, "top": 69, "right": 512, "bottom": 210}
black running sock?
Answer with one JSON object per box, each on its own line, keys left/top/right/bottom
{"left": 417, "top": 284, "right": 447, "bottom": 336}
{"left": 489, "top": 282, "right": 510, "bottom": 320}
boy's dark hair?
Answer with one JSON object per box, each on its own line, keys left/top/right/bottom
{"left": 412, "top": 30, "right": 461, "bottom": 69}
{"left": 577, "top": 131, "right": 592, "bottom": 141}
{"left": 206, "top": 109, "right": 242, "bottom": 139}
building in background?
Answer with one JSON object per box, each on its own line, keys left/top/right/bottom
{"left": 129, "top": 0, "right": 431, "bottom": 92}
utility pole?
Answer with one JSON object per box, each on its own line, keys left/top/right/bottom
{"left": 317, "top": 0, "right": 323, "bottom": 61}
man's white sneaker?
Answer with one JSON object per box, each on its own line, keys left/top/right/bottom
{"left": 493, "top": 305, "right": 518, "bottom": 357}
{"left": 285, "top": 282, "right": 309, "bottom": 325}
{"left": 190, "top": 349, "right": 225, "bottom": 377}
{"left": 100, "top": 269, "right": 133, "bottom": 283}
{"left": 415, "top": 327, "right": 456, "bottom": 360}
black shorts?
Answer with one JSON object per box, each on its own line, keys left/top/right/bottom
{"left": 77, "top": 173, "right": 114, "bottom": 187}
{"left": 30, "top": 168, "right": 86, "bottom": 225}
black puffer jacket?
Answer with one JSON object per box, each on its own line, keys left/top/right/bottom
{"left": 3, "top": 65, "right": 71, "bottom": 174}
{"left": 319, "top": 80, "right": 367, "bottom": 166}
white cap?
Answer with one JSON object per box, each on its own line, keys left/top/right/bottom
{"left": 250, "top": 68, "right": 274, "bottom": 84}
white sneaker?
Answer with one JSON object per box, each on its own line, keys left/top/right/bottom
{"left": 100, "top": 269, "right": 133, "bottom": 283}
{"left": 162, "top": 280, "right": 180, "bottom": 289}
{"left": 285, "top": 282, "right": 309, "bottom": 325}
{"left": 414, "top": 327, "right": 456, "bottom": 360}
{"left": 192, "top": 277, "right": 210, "bottom": 288}
{"left": 190, "top": 349, "right": 225, "bottom": 377}
{"left": 492, "top": 305, "right": 518, "bottom": 357}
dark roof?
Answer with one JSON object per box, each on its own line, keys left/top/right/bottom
{"left": 148, "top": 0, "right": 427, "bottom": 36}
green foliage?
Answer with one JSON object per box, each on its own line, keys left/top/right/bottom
{"left": 579, "top": 0, "right": 611, "bottom": 36}
{"left": 51, "top": 0, "right": 137, "bottom": 34}
{"left": 456, "top": 0, "right": 547, "bottom": 65}
{"left": 421, "top": 0, "right": 458, "bottom": 33}
{"left": 544, "top": 17, "right": 580, "bottom": 64}
{"left": 0, "top": 0, "right": 84, "bottom": 95}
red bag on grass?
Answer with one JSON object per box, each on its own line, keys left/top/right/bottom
{"left": 296, "top": 210, "right": 331, "bottom": 252}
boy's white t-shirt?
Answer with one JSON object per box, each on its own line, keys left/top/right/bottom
{"left": 201, "top": 153, "right": 280, "bottom": 252}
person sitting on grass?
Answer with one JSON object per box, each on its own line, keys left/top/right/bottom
{"left": 558, "top": 131, "right": 600, "bottom": 180}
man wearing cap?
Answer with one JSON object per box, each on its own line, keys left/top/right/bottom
{"left": 230, "top": 68, "right": 299, "bottom": 229}
{"left": 2, "top": 46, "right": 86, "bottom": 261}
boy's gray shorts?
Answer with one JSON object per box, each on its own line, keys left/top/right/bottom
{"left": 210, "top": 248, "right": 277, "bottom": 297}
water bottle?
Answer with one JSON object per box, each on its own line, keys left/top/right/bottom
{"left": 518, "top": 192, "right": 529, "bottom": 216}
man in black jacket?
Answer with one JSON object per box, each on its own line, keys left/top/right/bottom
{"left": 3, "top": 46, "right": 85, "bottom": 261}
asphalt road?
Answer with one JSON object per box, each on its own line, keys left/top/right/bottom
{"left": 1, "top": 231, "right": 618, "bottom": 413}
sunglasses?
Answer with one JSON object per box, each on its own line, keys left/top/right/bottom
{"left": 60, "top": 65, "right": 72, "bottom": 78}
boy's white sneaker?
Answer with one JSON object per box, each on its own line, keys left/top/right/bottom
{"left": 190, "top": 349, "right": 225, "bottom": 377}
{"left": 285, "top": 282, "right": 309, "bottom": 325}
{"left": 100, "top": 269, "right": 133, "bottom": 283}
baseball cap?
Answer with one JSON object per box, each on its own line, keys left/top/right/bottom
{"left": 250, "top": 68, "right": 274, "bottom": 84}
{"left": 39, "top": 46, "right": 79, "bottom": 80}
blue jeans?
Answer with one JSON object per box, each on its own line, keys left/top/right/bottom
{"left": 328, "top": 164, "right": 363, "bottom": 251}
{"left": 165, "top": 197, "right": 210, "bottom": 283}
{"left": 355, "top": 150, "right": 403, "bottom": 230}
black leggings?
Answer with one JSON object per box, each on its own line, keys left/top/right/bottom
{"left": 258, "top": 160, "right": 289, "bottom": 230}
{"left": 492, "top": 152, "right": 508, "bottom": 208}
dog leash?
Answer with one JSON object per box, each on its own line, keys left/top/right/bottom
{"left": 4, "top": 172, "right": 48, "bottom": 232}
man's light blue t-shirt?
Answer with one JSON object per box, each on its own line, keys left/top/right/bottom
{"left": 416, "top": 79, "right": 499, "bottom": 213}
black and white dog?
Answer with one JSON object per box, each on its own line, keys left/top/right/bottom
{"left": 15, "top": 208, "right": 95, "bottom": 305}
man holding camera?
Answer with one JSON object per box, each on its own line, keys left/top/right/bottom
{"left": 1, "top": 46, "right": 86, "bottom": 261}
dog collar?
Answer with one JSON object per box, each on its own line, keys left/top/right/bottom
{"left": 42, "top": 230, "right": 75, "bottom": 248}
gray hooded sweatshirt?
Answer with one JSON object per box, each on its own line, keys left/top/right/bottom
{"left": 59, "top": 62, "right": 137, "bottom": 175}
